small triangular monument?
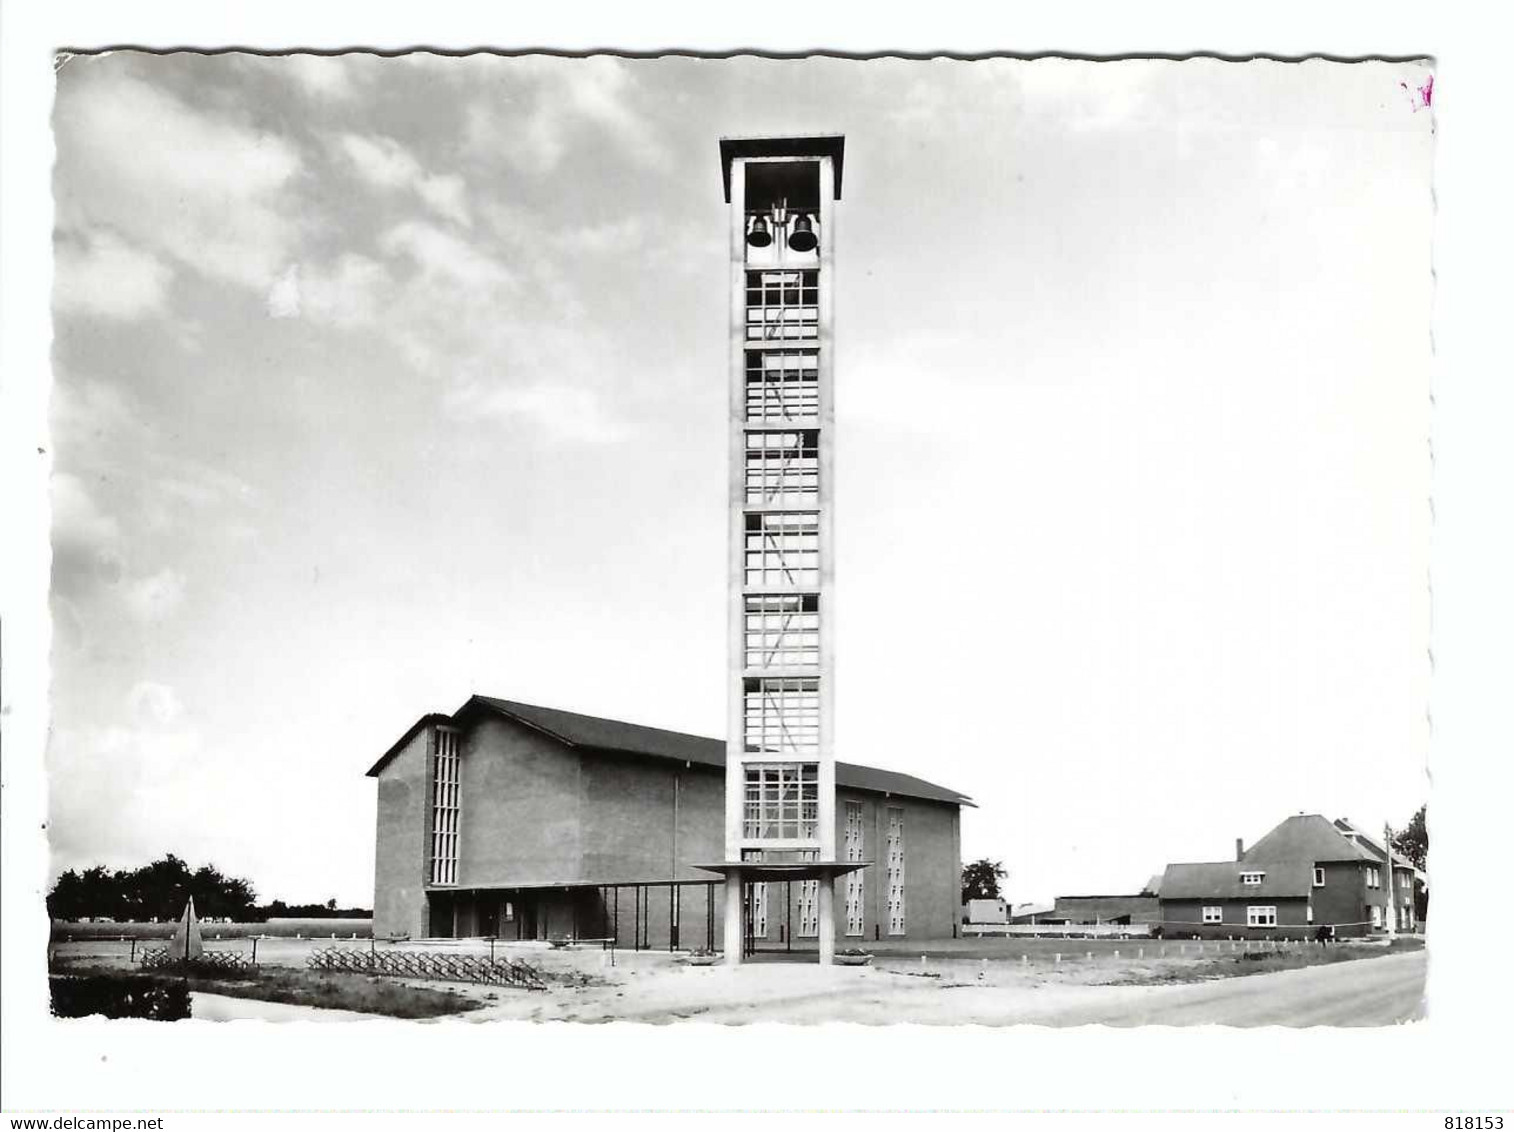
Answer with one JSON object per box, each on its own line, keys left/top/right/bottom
{"left": 168, "top": 896, "right": 205, "bottom": 963}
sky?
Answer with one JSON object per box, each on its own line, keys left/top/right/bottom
{"left": 47, "top": 53, "right": 1434, "bottom": 908}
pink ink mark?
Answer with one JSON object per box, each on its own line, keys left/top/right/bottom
{"left": 1400, "top": 74, "right": 1434, "bottom": 111}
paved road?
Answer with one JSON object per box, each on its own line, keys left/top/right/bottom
{"left": 1034, "top": 951, "right": 1427, "bottom": 1027}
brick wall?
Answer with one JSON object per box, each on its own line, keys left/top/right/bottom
{"left": 1159, "top": 897, "right": 1314, "bottom": 939}
{"left": 372, "top": 726, "right": 431, "bottom": 938}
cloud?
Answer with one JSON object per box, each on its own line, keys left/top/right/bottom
{"left": 444, "top": 379, "right": 629, "bottom": 444}
{"left": 463, "top": 57, "right": 664, "bottom": 174}
{"left": 332, "top": 132, "right": 471, "bottom": 226}
{"left": 128, "top": 681, "right": 185, "bottom": 727}
{"left": 50, "top": 471, "right": 125, "bottom": 592}
{"left": 284, "top": 54, "right": 360, "bottom": 101}
{"left": 379, "top": 220, "right": 515, "bottom": 291}
{"left": 54, "top": 65, "right": 303, "bottom": 290}
{"left": 54, "top": 229, "right": 174, "bottom": 320}
{"left": 884, "top": 57, "right": 1156, "bottom": 134}
{"left": 553, "top": 215, "right": 649, "bottom": 255}
{"left": 124, "top": 568, "right": 187, "bottom": 622}
{"left": 266, "top": 255, "right": 392, "bottom": 327}
{"left": 47, "top": 696, "right": 204, "bottom": 873}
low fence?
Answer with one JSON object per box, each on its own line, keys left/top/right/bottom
{"left": 968, "top": 920, "right": 1383, "bottom": 942}
{"left": 307, "top": 948, "right": 547, "bottom": 991}
{"left": 965, "top": 924, "right": 1155, "bottom": 938}
{"left": 137, "top": 948, "right": 259, "bottom": 973}
{"left": 1149, "top": 920, "right": 1378, "bottom": 942}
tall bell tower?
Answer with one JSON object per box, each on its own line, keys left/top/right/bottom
{"left": 701, "top": 135, "right": 853, "bottom": 966}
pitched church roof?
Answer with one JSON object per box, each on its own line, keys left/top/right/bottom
{"left": 367, "top": 694, "right": 974, "bottom": 808}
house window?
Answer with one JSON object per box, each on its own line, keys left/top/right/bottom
{"left": 1371, "top": 904, "right": 1382, "bottom": 928}
{"left": 844, "top": 801, "right": 865, "bottom": 936}
{"left": 1240, "top": 872, "right": 1265, "bottom": 886}
{"left": 429, "top": 728, "right": 461, "bottom": 886}
{"left": 742, "top": 763, "right": 819, "bottom": 841}
{"left": 743, "top": 511, "right": 819, "bottom": 587}
{"left": 1313, "top": 867, "right": 1325, "bottom": 887}
{"left": 743, "top": 593, "right": 820, "bottom": 669}
{"left": 886, "top": 807, "right": 906, "bottom": 936}
{"left": 1307, "top": 903, "right": 1314, "bottom": 923}
{"left": 1247, "top": 906, "right": 1277, "bottom": 927}
{"left": 1202, "top": 906, "right": 1222, "bottom": 924}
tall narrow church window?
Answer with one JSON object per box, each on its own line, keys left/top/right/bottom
{"left": 845, "top": 801, "right": 866, "bottom": 936}
{"left": 886, "top": 807, "right": 906, "bottom": 936}
{"left": 429, "top": 728, "right": 460, "bottom": 886}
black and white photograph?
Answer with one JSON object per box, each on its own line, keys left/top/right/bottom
{"left": 4, "top": 6, "right": 1511, "bottom": 1119}
{"left": 38, "top": 50, "right": 1435, "bottom": 1026}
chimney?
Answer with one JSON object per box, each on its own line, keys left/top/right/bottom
{"left": 1235, "top": 838, "right": 1245, "bottom": 862}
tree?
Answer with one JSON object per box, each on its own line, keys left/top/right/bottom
{"left": 1391, "top": 804, "right": 1428, "bottom": 870}
{"left": 961, "top": 858, "right": 1007, "bottom": 903}
{"left": 47, "top": 855, "right": 258, "bottom": 923}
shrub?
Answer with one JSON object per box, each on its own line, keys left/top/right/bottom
{"left": 50, "top": 974, "right": 190, "bottom": 1020}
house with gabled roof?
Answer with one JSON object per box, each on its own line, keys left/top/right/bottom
{"left": 367, "top": 694, "right": 972, "bottom": 950}
{"left": 1158, "top": 813, "right": 1416, "bottom": 939}
{"left": 1332, "top": 817, "right": 1424, "bottom": 929}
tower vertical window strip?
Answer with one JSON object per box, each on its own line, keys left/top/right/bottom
{"left": 746, "top": 349, "right": 819, "bottom": 422}
{"left": 844, "top": 801, "right": 865, "bottom": 936}
{"left": 743, "top": 593, "right": 820, "bottom": 669}
{"left": 745, "top": 269, "right": 819, "bottom": 341}
{"left": 742, "top": 763, "right": 818, "bottom": 840}
{"left": 743, "top": 678, "right": 821, "bottom": 761}
{"left": 430, "top": 729, "right": 460, "bottom": 886}
{"left": 745, "top": 430, "right": 819, "bottom": 504}
{"left": 886, "top": 807, "right": 906, "bottom": 935}
{"left": 744, "top": 512, "right": 819, "bottom": 587}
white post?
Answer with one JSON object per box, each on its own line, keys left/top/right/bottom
{"left": 817, "top": 878, "right": 836, "bottom": 965}
{"left": 723, "top": 873, "right": 744, "bottom": 966}
{"left": 1383, "top": 822, "right": 1398, "bottom": 938}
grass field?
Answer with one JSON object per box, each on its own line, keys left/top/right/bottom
{"left": 46, "top": 930, "right": 1424, "bottom": 1022}
{"left": 52, "top": 959, "right": 480, "bottom": 1019}
{"left": 1095, "top": 934, "right": 1426, "bottom": 985}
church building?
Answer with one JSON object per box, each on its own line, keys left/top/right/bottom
{"left": 368, "top": 695, "right": 972, "bottom": 951}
